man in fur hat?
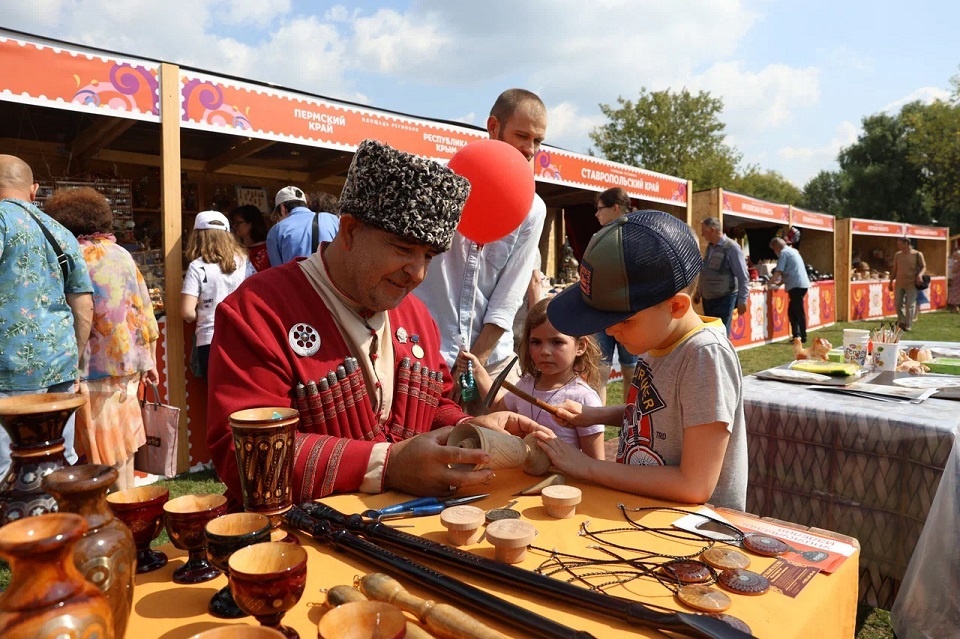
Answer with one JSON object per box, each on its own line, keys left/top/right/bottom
{"left": 207, "top": 140, "right": 544, "bottom": 505}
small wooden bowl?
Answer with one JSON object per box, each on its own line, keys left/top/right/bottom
{"left": 318, "top": 600, "right": 407, "bottom": 639}
{"left": 485, "top": 519, "right": 537, "bottom": 564}
{"left": 440, "top": 505, "right": 485, "bottom": 546}
{"left": 541, "top": 485, "right": 582, "bottom": 519}
{"left": 189, "top": 626, "right": 287, "bottom": 639}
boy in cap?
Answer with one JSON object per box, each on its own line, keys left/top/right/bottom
{"left": 266, "top": 184, "right": 339, "bottom": 266}
{"left": 207, "top": 140, "right": 543, "bottom": 505}
{"left": 537, "top": 210, "right": 747, "bottom": 510}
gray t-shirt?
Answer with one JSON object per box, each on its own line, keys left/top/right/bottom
{"left": 615, "top": 321, "right": 748, "bottom": 510}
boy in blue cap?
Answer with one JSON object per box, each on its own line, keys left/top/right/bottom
{"left": 538, "top": 210, "right": 747, "bottom": 510}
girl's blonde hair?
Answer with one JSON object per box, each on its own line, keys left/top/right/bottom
{"left": 518, "top": 298, "right": 602, "bottom": 390}
{"left": 185, "top": 227, "right": 247, "bottom": 274}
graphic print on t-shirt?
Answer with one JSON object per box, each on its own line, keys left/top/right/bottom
{"left": 617, "top": 360, "right": 666, "bottom": 466}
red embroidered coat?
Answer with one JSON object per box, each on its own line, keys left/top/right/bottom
{"left": 207, "top": 262, "right": 468, "bottom": 505}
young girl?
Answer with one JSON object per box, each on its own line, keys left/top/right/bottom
{"left": 462, "top": 298, "right": 606, "bottom": 459}
{"left": 181, "top": 211, "right": 252, "bottom": 378}
{"left": 231, "top": 204, "right": 270, "bottom": 272}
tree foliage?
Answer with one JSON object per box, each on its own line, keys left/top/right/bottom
{"left": 589, "top": 88, "right": 741, "bottom": 189}
{"left": 836, "top": 111, "right": 926, "bottom": 223}
{"left": 801, "top": 171, "right": 845, "bottom": 217}
{"left": 902, "top": 99, "right": 960, "bottom": 228}
{"left": 728, "top": 165, "right": 803, "bottom": 206}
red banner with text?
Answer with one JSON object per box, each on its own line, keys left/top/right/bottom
{"left": 0, "top": 33, "right": 160, "bottom": 120}
{"left": 849, "top": 218, "right": 906, "bottom": 237}
{"left": 722, "top": 192, "right": 790, "bottom": 224}
{"left": 790, "top": 207, "right": 835, "bottom": 232}
{"left": 905, "top": 224, "right": 948, "bottom": 240}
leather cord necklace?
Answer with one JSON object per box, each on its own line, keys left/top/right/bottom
{"left": 532, "top": 373, "right": 579, "bottom": 424}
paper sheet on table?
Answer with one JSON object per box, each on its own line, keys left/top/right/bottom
{"left": 808, "top": 382, "right": 938, "bottom": 403}
{"left": 673, "top": 507, "right": 855, "bottom": 573}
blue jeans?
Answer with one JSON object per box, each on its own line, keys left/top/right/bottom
{"left": 702, "top": 293, "right": 738, "bottom": 336}
{"left": 0, "top": 380, "right": 78, "bottom": 480}
{"left": 594, "top": 331, "right": 638, "bottom": 367}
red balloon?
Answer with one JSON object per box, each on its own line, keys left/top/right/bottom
{"left": 447, "top": 139, "right": 535, "bottom": 245}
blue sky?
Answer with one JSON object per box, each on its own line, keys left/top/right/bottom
{"left": 3, "top": 0, "right": 957, "bottom": 188}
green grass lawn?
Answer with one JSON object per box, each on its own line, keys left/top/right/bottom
{"left": 6, "top": 312, "right": 955, "bottom": 634}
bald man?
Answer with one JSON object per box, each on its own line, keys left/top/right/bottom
{"left": 0, "top": 154, "right": 94, "bottom": 482}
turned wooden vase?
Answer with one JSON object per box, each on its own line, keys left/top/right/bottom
{"left": 43, "top": 464, "right": 135, "bottom": 639}
{"left": 0, "top": 392, "right": 85, "bottom": 525}
{"left": 0, "top": 512, "right": 114, "bottom": 639}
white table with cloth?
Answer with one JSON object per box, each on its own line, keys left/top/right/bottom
{"left": 742, "top": 340, "right": 960, "bottom": 638}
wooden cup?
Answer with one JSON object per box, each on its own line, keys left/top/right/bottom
{"left": 485, "top": 519, "right": 537, "bottom": 564}
{"left": 440, "top": 505, "right": 485, "bottom": 546}
{"left": 541, "top": 485, "right": 582, "bottom": 519}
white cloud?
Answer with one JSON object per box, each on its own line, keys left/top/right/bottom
{"left": 452, "top": 112, "right": 478, "bottom": 126}
{"left": 774, "top": 121, "right": 858, "bottom": 185}
{"left": 778, "top": 121, "right": 858, "bottom": 162}
{"left": 882, "top": 87, "right": 951, "bottom": 114}
{"left": 350, "top": 8, "right": 452, "bottom": 75}
{"left": 545, "top": 102, "right": 605, "bottom": 151}
{"left": 694, "top": 62, "right": 821, "bottom": 130}
{"left": 219, "top": 0, "right": 291, "bottom": 26}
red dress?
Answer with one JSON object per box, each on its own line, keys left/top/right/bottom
{"left": 248, "top": 243, "right": 270, "bottom": 272}
{"left": 207, "top": 262, "right": 467, "bottom": 504}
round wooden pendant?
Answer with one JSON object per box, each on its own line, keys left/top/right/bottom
{"left": 701, "top": 547, "right": 751, "bottom": 571}
{"left": 706, "top": 613, "right": 753, "bottom": 634}
{"left": 742, "top": 534, "right": 790, "bottom": 557}
{"left": 676, "top": 585, "right": 731, "bottom": 613}
{"left": 660, "top": 560, "right": 712, "bottom": 584}
{"left": 717, "top": 568, "right": 770, "bottom": 596}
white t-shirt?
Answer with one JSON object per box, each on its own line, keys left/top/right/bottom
{"left": 617, "top": 319, "right": 748, "bottom": 511}
{"left": 182, "top": 257, "right": 252, "bottom": 346}
{"left": 503, "top": 374, "right": 604, "bottom": 449}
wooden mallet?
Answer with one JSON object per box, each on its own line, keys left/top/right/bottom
{"left": 481, "top": 356, "right": 560, "bottom": 418}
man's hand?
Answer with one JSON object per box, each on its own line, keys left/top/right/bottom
{"left": 469, "top": 411, "right": 551, "bottom": 438}
{"left": 736, "top": 302, "right": 747, "bottom": 316}
{"left": 384, "top": 427, "right": 494, "bottom": 496}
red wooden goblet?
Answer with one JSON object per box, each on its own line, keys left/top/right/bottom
{"left": 205, "top": 512, "right": 272, "bottom": 618}
{"left": 229, "top": 541, "right": 308, "bottom": 639}
{"left": 163, "top": 494, "right": 229, "bottom": 584}
{"left": 106, "top": 485, "right": 170, "bottom": 573}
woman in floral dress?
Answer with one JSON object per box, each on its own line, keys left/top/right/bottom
{"left": 45, "top": 187, "right": 159, "bottom": 489}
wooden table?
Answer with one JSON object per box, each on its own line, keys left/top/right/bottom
{"left": 129, "top": 469, "right": 859, "bottom": 639}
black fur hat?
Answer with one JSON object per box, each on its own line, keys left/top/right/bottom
{"left": 338, "top": 139, "right": 471, "bottom": 252}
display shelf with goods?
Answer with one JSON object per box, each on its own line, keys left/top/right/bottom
{"left": 837, "top": 218, "right": 948, "bottom": 322}
{"left": 691, "top": 189, "right": 836, "bottom": 350}
{"left": 32, "top": 177, "right": 168, "bottom": 315}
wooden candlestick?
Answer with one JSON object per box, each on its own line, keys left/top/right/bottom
{"left": 440, "top": 505, "right": 485, "bottom": 546}
{"left": 360, "top": 572, "right": 509, "bottom": 639}
{"left": 541, "top": 485, "right": 582, "bottom": 519}
{"left": 484, "top": 519, "right": 537, "bottom": 564}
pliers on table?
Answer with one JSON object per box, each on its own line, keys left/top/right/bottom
{"left": 361, "top": 493, "right": 489, "bottom": 521}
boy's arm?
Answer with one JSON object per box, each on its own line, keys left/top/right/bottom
{"left": 574, "top": 421, "right": 730, "bottom": 503}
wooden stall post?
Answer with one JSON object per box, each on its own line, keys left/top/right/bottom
{"left": 836, "top": 219, "right": 852, "bottom": 322}
{"left": 159, "top": 62, "right": 187, "bottom": 473}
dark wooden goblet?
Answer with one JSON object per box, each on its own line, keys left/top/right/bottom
{"left": 163, "top": 494, "right": 228, "bottom": 584}
{"left": 106, "top": 485, "right": 170, "bottom": 573}
{"left": 229, "top": 541, "right": 308, "bottom": 639}
{"left": 228, "top": 408, "right": 298, "bottom": 543}
{"left": 205, "top": 512, "right": 272, "bottom": 618}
